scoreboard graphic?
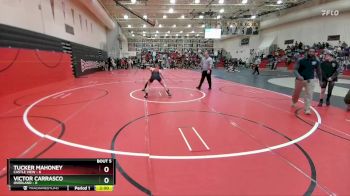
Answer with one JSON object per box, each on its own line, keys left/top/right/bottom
{"left": 7, "top": 159, "right": 115, "bottom": 191}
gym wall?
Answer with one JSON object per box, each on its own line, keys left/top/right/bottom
{"left": 214, "top": 10, "right": 350, "bottom": 61}
{"left": 0, "top": 23, "right": 108, "bottom": 96}
{"left": 0, "top": 0, "right": 114, "bottom": 96}
{"left": 0, "top": 24, "right": 73, "bottom": 96}
{"left": 0, "top": 0, "right": 107, "bottom": 49}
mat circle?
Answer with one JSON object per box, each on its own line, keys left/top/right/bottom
{"left": 130, "top": 87, "right": 206, "bottom": 104}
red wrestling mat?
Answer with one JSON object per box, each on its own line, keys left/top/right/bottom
{"left": 0, "top": 69, "right": 349, "bottom": 195}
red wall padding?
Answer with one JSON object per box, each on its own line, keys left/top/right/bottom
{"left": 259, "top": 59, "right": 269, "bottom": 68}
{"left": 343, "top": 70, "right": 350, "bottom": 76}
{"left": 216, "top": 59, "right": 225, "bottom": 67}
{"left": 287, "top": 62, "right": 295, "bottom": 70}
{"left": 276, "top": 61, "right": 286, "bottom": 67}
{"left": 0, "top": 48, "right": 73, "bottom": 96}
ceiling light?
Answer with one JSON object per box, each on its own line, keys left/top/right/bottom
{"left": 173, "top": 24, "right": 176, "bottom": 28}
{"left": 186, "top": 34, "right": 189, "bottom": 36}
{"left": 165, "top": 34, "right": 168, "bottom": 36}
{"left": 155, "top": 34, "right": 157, "bottom": 37}
{"left": 143, "top": 24, "right": 146, "bottom": 28}
{"left": 170, "top": 0, "right": 176, "bottom": 4}
{"left": 199, "top": 15, "right": 204, "bottom": 19}
{"left": 251, "top": 15, "right": 256, "bottom": 19}
{"left": 142, "top": 31, "right": 145, "bottom": 33}
{"left": 127, "top": 24, "right": 131, "bottom": 28}
{"left": 217, "top": 15, "right": 221, "bottom": 19}
{"left": 180, "top": 30, "right": 183, "bottom": 33}
{"left": 167, "top": 31, "right": 170, "bottom": 33}
{"left": 277, "top": 0, "right": 282, "bottom": 4}
{"left": 188, "top": 24, "right": 191, "bottom": 27}
{"left": 219, "top": 0, "right": 224, "bottom": 4}
{"left": 176, "top": 34, "right": 178, "bottom": 36}
{"left": 220, "top": 8, "right": 224, "bottom": 13}
{"left": 242, "top": 0, "right": 248, "bottom": 4}
{"left": 163, "top": 15, "right": 167, "bottom": 19}
{"left": 131, "top": 0, "right": 136, "bottom": 4}
{"left": 195, "top": 0, "right": 200, "bottom": 4}
{"left": 230, "top": 24, "right": 233, "bottom": 28}
{"left": 196, "top": 34, "right": 199, "bottom": 36}
{"left": 143, "top": 15, "right": 147, "bottom": 19}
{"left": 156, "top": 30, "right": 159, "bottom": 33}
{"left": 201, "top": 24, "right": 205, "bottom": 28}
{"left": 181, "top": 15, "right": 185, "bottom": 19}
{"left": 191, "top": 30, "right": 195, "bottom": 33}
{"left": 131, "top": 31, "right": 133, "bottom": 33}
{"left": 132, "top": 34, "right": 135, "bottom": 37}
{"left": 123, "top": 15, "right": 128, "bottom": 19}
{"left": 169, "top": 8, "right": 174, "bottom": 13}
{"left": 159, "top": 24, "right": 163, "bottom": 27}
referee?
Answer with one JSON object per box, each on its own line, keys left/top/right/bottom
{"left": 196, "top": 51, "right": 213, "bottom": 90}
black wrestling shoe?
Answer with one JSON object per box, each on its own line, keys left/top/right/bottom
{"left": 208, "top": 87, "right": 211, "bottom": 90}
{"left": 166, "top": 89, "right": 171, "bottom": 96}
{"left": 142, "top": 89, "right": 145, "bottom": 92}
{"left": 144, "top": 93, "right": 148, "bottom": 98}
{"left": 196, "top": 86, "right": 201, "bottom": 90}
{"left": 326, "top": 99, "right": 330, "bottom": 106}
{"left": 318, "top": 99, "right": 323, "bottom": 107}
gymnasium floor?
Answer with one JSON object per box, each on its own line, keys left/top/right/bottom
{"left": 0, "top": 69, "right": 349, "bottom": 195}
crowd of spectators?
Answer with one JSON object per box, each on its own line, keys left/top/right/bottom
{"left": 259, "top": 41, "right": 349, "bottom": 72}
{"left": 104, "top": 50, "right": 206, "bottom": 71}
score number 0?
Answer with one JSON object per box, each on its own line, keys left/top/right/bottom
{"left": 104, "top": 166, "right": 110, "bottom": 184}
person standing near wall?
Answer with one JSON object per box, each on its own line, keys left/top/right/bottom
{"left": 318, "top": 50, "right": 340, "bottom": 106}
{"left": 292, "top": 48, "right": 322, "bottom": 115}
{"left": 107, "top": 57, "right": 114, "bottom": 71}
{"left": 252, "top": 56, "right": 261, "bottom": 75}
{"left": 128, "top": 58, "right": 133, "bottom": 69}
{"left": 344, "top": 89, "right": 350, "bottom": 111}
{"left": 196, "top": 51, "right": 212, "bottom": 90}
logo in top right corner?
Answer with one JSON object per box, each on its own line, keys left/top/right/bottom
{"left": 321, "top": 9, "right": 339, "bottom": 16}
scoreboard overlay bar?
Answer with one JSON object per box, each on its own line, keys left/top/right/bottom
{"left": 7, "top": 159, "right": 115, "bottom": 191}
{"left": 9, "top": 185, "right": 114, "bottom": 191}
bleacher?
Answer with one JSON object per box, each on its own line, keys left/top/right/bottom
{"left": 257, "top": 47, "right": 350, "bottom": 76}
